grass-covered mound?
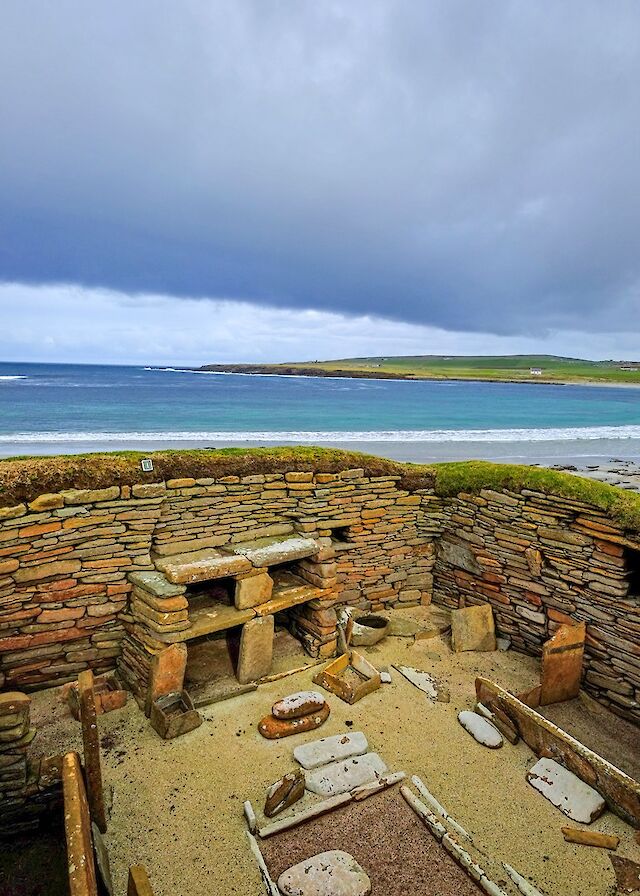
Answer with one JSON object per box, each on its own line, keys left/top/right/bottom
{"left": 1, "top": 449, "right": 639, "bottom": 533}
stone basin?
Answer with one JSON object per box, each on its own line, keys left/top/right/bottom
{"left": 350, "top": 614, "right": 389, "bottom": 647}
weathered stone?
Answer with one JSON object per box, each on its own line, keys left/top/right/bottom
{"left": 294, "top": 731, "right": 368, "bottom": 770}
{"left": 150, "top": 691, "right": 201, "bottom": 739}
{"left": 232, "top": 534, "right": 318, "bottom": 568}
{"left": 234, "top": 571, "right": 273, "bottom": 610}
{"left": 62, "top": 751, "right": 98, "bottom": 896}
{"left": 610, "top": 855, "right": 640, "bottom": 892}
{"left": 155, "top": 548, "right": 251, "bottom": 584}
{"left": 457, "top": 710, "right": 503, "bottom": 748}
{"left": 128, "top": 571, "right": 186, "bottom": 598}
{"left": 258, "top": 703, "right": 330, "bottom": 739}
{"left": 278, "top": 851, "right": 371, "bottom": 896}
{"left": 237, "top": 615, "right": 274, "bottom": 684}
{"left": 451, "top": 603, "right": 496, "bottom": 652}
{"left": 78, "top": 670, "right": 107, "bottom": 833}
{"left": 438, "top": 540, "right": 482, "bottom": 574}
{"left": 0, "top": 692, "right": 30, "bottom": 718}
{"left": 13, "top": 559, "right": 81, "bottom": 583}
{"left": 540, "top": 623, "right": 585, "bottom": 705}
{"left": 272, "top": 691, "right": 326, "bottom": 720}
{"left": 527, "top": 758, "right": 606, "bottom": 822}
{"left": 62, "top": 487, "right": 120, "bottom": 505}
{"left": 350, "top": 614, "right": 389, "bottom": 647}
{"left": 305, "top": 753, "right": 388, "bottom": 797}
{"left": 394, "top": 665, "right": 441, "bottom": 701}
{"left": 145, "top": 644, "right": 187, "bottom": 716}
{"left": 264, "top": 769, "right": 305, "bottom": 817}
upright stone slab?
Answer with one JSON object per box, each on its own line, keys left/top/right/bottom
{"left": 62, "top": 751, "right": 98, "bottom": 896}
{"left": 451, "top": 603, "right": 496, "bottom": 652}
{"left": 127, "top": 866, "right": 155, "bottom": 896}
{"left": 234, "top": 571, "right": 273, "bottom": 610}
{"left": 145, "top": 644, "right": 188, "bottom": 716}
{"left": 237, "top": 615, "right": 274, "bottom": 684}
{"left": 78, "top": 670, "right": 107, "bottom": 834}
{"left": 540, "top": 623, "right": 585, "bottom": 705}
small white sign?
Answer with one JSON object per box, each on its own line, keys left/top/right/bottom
{"left": 141, "top": 458, "right": 154, "bottom": 472}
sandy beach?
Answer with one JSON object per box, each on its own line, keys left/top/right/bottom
{"left": 27, "top": 614, "right": 640, "bottom": 896}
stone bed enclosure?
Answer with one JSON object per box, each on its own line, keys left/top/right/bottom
{"left": 1, "top": 449, "right": 639, "bottom": 733}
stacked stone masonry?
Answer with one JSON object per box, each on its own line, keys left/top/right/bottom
{"left": 0, "top": 469, "right": 639, "bottom": 726}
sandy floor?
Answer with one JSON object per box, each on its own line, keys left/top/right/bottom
{"left": 28, "top": 613, "right": 640, "bottom": 896}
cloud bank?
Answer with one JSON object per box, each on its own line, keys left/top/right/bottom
{"left": 1, "top": 283, "right": 637, "bottom": 367}
{"left": 0, "top": 1, "right": 639, "bottom": 353}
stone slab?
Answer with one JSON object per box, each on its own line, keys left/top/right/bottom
{"left": 278, "top": 851, "right": 371, "bottom": 896}
{"left": 457, "top": 710, "right": 503, "bottom": 748}
{"left": 293, "top": 731, "right": 369, "bottom": 770}
{"left": 62, "top": 751, "right": 98, "bottom": 896}
{"left": 527, "top": 757, "right": 606, "bottom": 823}
{"left": 540, "top": 623, "right": 585, "bottom": 705}
{"left": 234, "top": 571, "right": 273, "bottom": 610}
{"left": 145, "top": 644, "right": 187, "bottom": 716}
{"left": 451, "top": 604, "right": 496, "bottom": 652}
{"left": 128, "top": 571, "right": 186, "bottom": 598}
{"left": 155, "top": 548, "right": 251, "bottom": 584}
{"left": 78, "top": 670, "right": 107, "bottom": 833}
{"left": 232, "top": 534, "right": 318, "bottom": 568}
{"left": 237, "top": 615, "right": 274, "bottom": 684}
{"left": 394, "top": 665, "right": 440, "bottom": 701}
{"left": 476, "top": 677, "right": 640, "bottom": 827}
{"left": 272, "top": 691, "right": 326, "bottom": 720}
{"left": 305, "top": 752, "right": 387, "bottom": 797}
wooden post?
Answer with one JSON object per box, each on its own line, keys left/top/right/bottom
{"left": 78, "top": 670, "right": 107, "bottom": 833}
{"left": 62, "top": 751, "right": 98, "bottom": 896}
{"left": 128, "top": 866, "right": 155, "bottom": 896}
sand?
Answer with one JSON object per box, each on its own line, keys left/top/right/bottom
{"left": 28, "top": 618, "right": 640, "bottom": 896}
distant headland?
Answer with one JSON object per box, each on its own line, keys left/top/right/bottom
{"left": 197, "top": 354, "right": 640, "bottom": 386}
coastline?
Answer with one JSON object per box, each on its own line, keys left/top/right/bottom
{"left": 2, "top": 436, "right": 640, "bottom": 466}
{"left": 194, "top": 364, "right": 640, "bottom": 389}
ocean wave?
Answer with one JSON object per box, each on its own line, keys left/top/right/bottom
{"left": 0, "top": 375, "right": 27, "bottom": 381}
{"left": 1, "top": 425, "right": 640, "bottom": 443}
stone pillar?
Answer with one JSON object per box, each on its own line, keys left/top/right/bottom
{"left": 237, "top": 615, "right": 274, "bottom": 684}
{"left": 145, "top": 644, "right": 188, "bottom": 716}
{"left": 0, "top": 692, "right": 35, "bottom": 835}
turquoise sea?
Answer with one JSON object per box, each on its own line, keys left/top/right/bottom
{"left": 1, "top": 362, "right": 640, "bottom": 463}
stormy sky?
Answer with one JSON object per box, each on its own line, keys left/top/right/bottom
{"left": 1, "top": 1, "right": 639, "bottom": 364}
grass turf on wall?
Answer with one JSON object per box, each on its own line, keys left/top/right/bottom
{"left": 1, "top": 448, "right": 640, "bottom": 533}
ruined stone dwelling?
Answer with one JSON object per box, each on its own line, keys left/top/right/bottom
{"left": 0, "top": 450, "right": 639, "bottom": 892}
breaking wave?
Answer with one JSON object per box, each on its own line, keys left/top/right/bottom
{"left": 1, "top": 425, "right": 640, "bottom": 443}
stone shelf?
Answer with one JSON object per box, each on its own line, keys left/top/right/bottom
{"left": 153, "top": 535, "right": 320, "bottom": 586}
{"left": 254, "top": 569, "right": 326, "bottom": 616}
{"left": 172, "top": 570, "right": 324, "bottom": 641}
{"left": 181, "top": 602, "right": 257, "bottom": 640}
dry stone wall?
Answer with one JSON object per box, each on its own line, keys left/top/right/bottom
{"left": 433, "top": 488, "right": 640, "bottom": 724}
{"left": 0, "top": 470, "right": 434, "bottom": 695}
{"left": 0, "top": 462, "right": 639, "bottom": 725}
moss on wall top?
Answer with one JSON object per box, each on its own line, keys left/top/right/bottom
{"left": 1, "top": 448, "right": 640, "bottom": 533}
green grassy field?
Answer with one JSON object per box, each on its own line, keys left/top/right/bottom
{"left": 277, "top": 354, "right": 640, "bottom": 384}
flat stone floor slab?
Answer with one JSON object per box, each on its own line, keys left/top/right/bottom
{"left": 305, "top": 753, "right": 388, "bottom": 796}
{"left": 294, "top": 731, "right": 368, "bottom": 770}
{"left": 278, "top": 850, "right": 371, "bottom": 896}
{"left": 527, "top": 757, "right": 606, "bottom": 823}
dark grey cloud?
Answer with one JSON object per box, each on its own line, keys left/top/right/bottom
{"left": 1, "top": 1, "right": 639, "bottom": 336}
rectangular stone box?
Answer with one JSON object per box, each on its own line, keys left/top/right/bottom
{"left": 150, "top": 691, "right": 202, "bottom": 740}
{"left": 313, "top": 650, "right": 381, "bottom": 704}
